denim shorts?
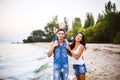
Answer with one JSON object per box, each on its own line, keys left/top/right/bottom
{"left": 73, "top": 64, "right": 87, "bottom": 74}
{"left": 53, "top": 64, "right": 69, "bottom": 80}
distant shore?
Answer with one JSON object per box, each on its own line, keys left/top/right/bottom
{"left": 32, "top": 42, "right": 120, "bottom": 80}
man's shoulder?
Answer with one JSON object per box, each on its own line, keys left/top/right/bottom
{"left": 55, "top": 42, "right": 67, "bottom": 48}
{"left": 62, "top": 42, "right": 67, "bottom": 47}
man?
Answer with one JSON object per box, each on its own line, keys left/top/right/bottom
{"left": 47, "top": 29, "right": 69, "bottom": 80}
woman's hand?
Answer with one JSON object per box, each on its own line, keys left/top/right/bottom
{"left": 66, "top": 45, "right": 71, "bottom": 51}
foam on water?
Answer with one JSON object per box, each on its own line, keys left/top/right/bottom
{"left": 0, "top": 43, "right": 53, "bottom": 80}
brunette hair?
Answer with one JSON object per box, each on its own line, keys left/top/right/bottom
{"left": 70, "top": 32, "right": 86, "bottom": 49}
{"left": 56, "top": 29, "right": 65, "bottom": 34}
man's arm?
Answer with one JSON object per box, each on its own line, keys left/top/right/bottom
{"left": 47, "top": 42, "right": 58, "bottom": 57}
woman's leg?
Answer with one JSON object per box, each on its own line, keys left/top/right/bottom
{"left": 75, "top": 74, "right": 80, "bottom": 80}
{"left": 80, "top": 73, "right": 85, "bottom": 80}
{"left": 75, "top": 73, "right": 85, "bottom": 80}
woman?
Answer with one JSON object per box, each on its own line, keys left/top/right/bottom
{"left": 66, "top": 32, "right": 87, "bottom": 80}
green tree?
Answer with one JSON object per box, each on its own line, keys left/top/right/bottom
{"left": 84, "top": 26, "right": 94, "bottom": 43}
{"left": 64, "top": 17, "right": 69, "bottom": 31}
{"left": 72, "top": 17, "right": 82, "bottom": 36}
{"left": 52, "top": 15, "right": 59, "bottom": 27}
{"left": 27, "top": 36, "right": 33, "bottom": 42}
{"left": 113, "top": 32, "right": 120, "bottom": 44}
{"left": 96, "top": 13, "right": 104, "bottom": 24}
{"left": 32, "top": 30, "right": 46, "bottom": 42}
{"left": 44, "top": 23, "right": 55, "bottom": 41}
{"left": 92, "top": 22, "right": 106, "bottom": 43}
{"left": 44, "top": 15, "right": 59, "bottom": 41}
{"left": 84, "top": 21, "right": 107, "bottom": 43}
{"left": 84, "top": 13, "right": 94, "bottom": 28}
{"left": 103, "top": 1, "right": 120, "bottom": 43}
{"left": 23, "top": 29, "right": 46, "bottom": 43}
{"left": 104, "top": 1, "right": 117, "bottom": 15}
{"left": 31, "top": 30, "right": 45, "bottom": 38}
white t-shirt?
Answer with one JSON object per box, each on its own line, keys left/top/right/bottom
{"left": 72, "top": 44, "right": 85, "bottom": 65}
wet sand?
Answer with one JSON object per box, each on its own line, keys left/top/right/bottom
{"left": 34, "top": 43, "right": 120, "bottom": 80}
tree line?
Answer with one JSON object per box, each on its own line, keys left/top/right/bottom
{"left": 23, "top": 1, "right": 120, "bottom": 44}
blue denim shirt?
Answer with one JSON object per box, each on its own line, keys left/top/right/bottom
{"left": 53, "top": 42, "right": 68, "bottom": 66}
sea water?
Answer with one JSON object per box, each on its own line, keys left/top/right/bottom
{"left": 0, "top": 42, "right": 53, "bottom": 80}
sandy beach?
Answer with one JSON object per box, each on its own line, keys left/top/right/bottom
{"left": 33, "top": 42, "right": 120, "bottom": 80}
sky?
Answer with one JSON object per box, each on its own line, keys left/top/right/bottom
{"left": 0, "top": 0, "right": 120, "bottom": 42}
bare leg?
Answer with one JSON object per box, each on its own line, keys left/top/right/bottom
{"left": 75, "top": 73, "right": 85, "bottom": 80}
{"left": 75, "top": 74, "right": 80, "bottom": 80}
{"left": 80, "top": 73, "right": 85, "bottom": 80}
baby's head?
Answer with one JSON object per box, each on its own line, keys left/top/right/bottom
{"left": 59, "top": 22, "right": 66, "bottom": 29}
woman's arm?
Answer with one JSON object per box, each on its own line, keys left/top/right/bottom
{"left": 72, "top": 46, "right": 84, "bottom": 60}
{"left": 66, "top": 45, "right": 84, "bottom": 60}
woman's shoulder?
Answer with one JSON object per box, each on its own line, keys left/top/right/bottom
{"left": 80, "top": 44, "right": 85, "bottom": 49}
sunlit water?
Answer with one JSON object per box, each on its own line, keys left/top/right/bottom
{"left": 0, "top": 42, "right": 53, "bottom": 80}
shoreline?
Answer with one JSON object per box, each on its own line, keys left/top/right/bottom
{"left": 1, "top": 42, "right": 120, "bottom": 80}
{"left": 33, "top": 42, "right": 120, "bottom": 80}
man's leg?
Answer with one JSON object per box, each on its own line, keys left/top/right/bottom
{"left": 61, "top": 64, "right": 69, "bottom": 80}
{"left": 53, "top": 64, "right": 61, "bottom": 80}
